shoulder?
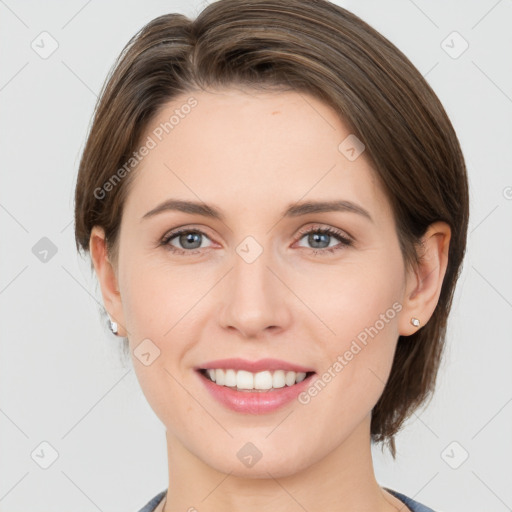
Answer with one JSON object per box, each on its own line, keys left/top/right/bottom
{"left": 384, "top": 487, "right": 438, "bottom": 512}
{"left": 136, "top": 490, "right": 167, "bottom": 512}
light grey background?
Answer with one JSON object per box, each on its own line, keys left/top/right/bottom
{"left": 1, "top": 1, "right": 511, "bottom": 511}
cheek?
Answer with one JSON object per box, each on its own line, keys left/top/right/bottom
{"left": 303, "top": 257, "right": 403, "bottom": 344}
{"left": 120, "top": 260, "right": 209, "bottom": 420}
{"left": 120, "top": 256, "right": 193, "bottom": 337}
{"left": 302, "top": 255, "right": 404, "bottom": 402}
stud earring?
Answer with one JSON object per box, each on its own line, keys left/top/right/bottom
{"left": 410, "top": 317, "right": 420, "bottom": 328}
{"left": 108, "top": 318, "right": 119, "bottom": 335}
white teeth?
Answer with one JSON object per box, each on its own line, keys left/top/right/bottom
{"left": 237, "top": 370, "right": 254, "bottom": 390}
{"left": 273, "top": 370, "right": 286, "bottom": 388}
{"left": 285, "top": 371, "right": 296, "bottom": 386}
{"left": 254, "top": 370, "right": 272, "bottom": 389}
{"left": 224, "top": 369, "right": 237, "bottom": 387}
{"left": 296, "top": 372, "right": 307, "bottom": 383}
{"left": 204, "top": 368, "right": 310, "bottom": 390}
{"left": 215, "top": 369, "right": 225, "bottom": 385}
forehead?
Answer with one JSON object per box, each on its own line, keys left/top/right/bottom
{"left": 124, "top": 87, "right": 388, "bottom": 223}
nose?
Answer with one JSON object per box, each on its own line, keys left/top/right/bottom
{"left": 218, "top": 245, "right": 292, "bottom": 339}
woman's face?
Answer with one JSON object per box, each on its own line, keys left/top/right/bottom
{"left": 105, "top": 87, "right": 416, "bottom": 477}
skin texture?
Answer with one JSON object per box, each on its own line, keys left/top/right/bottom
{"left": 90, "top": 87, "right": 450, "bottom": 512}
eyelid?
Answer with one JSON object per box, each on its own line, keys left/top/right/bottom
{"left": 294, "top": 223, "right": 353, "bottom": 242}
{"left": 160, "top": 225, "right": 217, "bottom": 252}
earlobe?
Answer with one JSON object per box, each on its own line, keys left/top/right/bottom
{"left": 399, "top": 221, "right": 451, "bottom": 336}
{"left": 89, "top": 226, "right": 127, "bottom": 337}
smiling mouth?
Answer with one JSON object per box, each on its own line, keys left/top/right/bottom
{"left": 198, "top": 368, "right": 316, "bottom": 392}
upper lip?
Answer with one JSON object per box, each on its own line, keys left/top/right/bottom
{"left": 196, "top": 358, "right": 315, "bottom": 373}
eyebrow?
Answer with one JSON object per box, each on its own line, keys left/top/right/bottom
{"left": 141, "top": 198, "right": 373, "bottom": 223}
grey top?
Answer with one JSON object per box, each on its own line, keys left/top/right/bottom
{"left": 384, "top": 487, "right": 437, "bottom": 511}
{"left": 136, "top": 487, "right": 437, "bottom": 512}
{"left": 137, "top": 490, "right": 166, "bottom": 512}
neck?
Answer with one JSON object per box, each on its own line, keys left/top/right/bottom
{"left": 161, "top": 413, "right": 403, "bottom": 512}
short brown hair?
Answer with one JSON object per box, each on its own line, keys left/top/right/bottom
{"left": 74, "top": 0, "right": 469, "bottom": 458}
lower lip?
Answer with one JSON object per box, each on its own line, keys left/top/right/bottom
{"left": 196, "top": 370, "right": 316, "bottom": 414}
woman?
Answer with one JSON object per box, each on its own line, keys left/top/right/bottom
{"left": 74, "top": 1, "right": 469, "bottom": 511}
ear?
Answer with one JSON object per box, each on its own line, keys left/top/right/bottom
{"left": 399, "top": 221, "right": 451, "bottom": 336}
{"left": 89, "top": 226, "right": 127, "bottom": 337}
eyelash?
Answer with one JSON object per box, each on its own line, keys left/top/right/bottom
{"left": 159, "top": 225, "right": 353, "bottom": 256}
{"left": 295, "top": 226, "right": 353, "bottom": 255}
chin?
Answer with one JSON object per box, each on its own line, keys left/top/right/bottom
{"left": 210, "top": 456, "right": 309, "bottom": 480}
{"left": 191, "top": 436, "right": 319, "bottom": 480}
